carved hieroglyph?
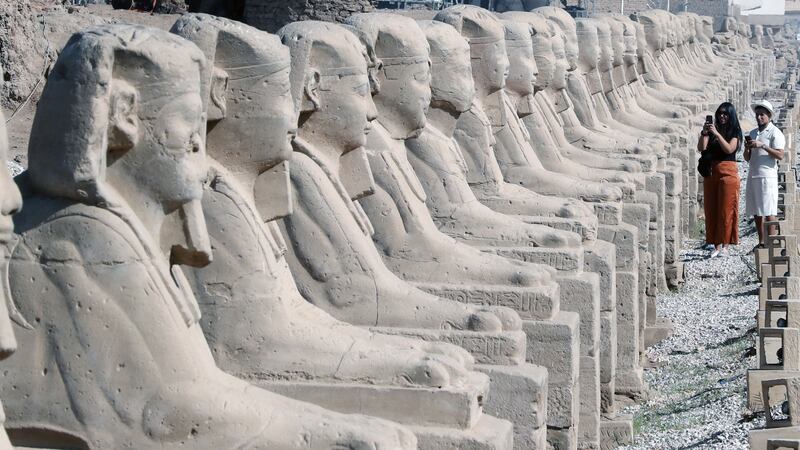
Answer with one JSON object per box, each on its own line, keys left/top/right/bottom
{"left": 3, "top": 24, "right": 415, "bottom": 449}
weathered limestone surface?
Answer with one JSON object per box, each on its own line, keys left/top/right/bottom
{"left": 0, "top": 2, "right": 773, "bottom": 449}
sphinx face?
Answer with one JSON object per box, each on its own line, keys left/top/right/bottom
{"left": 621, "top": 23, "right": 638, "bottom": 66}
{"left": 550, "top": 34, "right": 568, "bottom": 90}
{"left": 473, "top": 40, "right": 511, "bottom": 93}
{"left": 562, "top": 24, "right": 580, "bottom": 70}
{"left": 607, "top": 21, "right": 625, "bottom": 66}
{"left": 596, "top": 23, "right": 614, "bottom": 72}
{"left": 577, "top": 24, "right": 601, "bottom": 70}
{"left": 532, "top": 34, "right": 555, "bottom": 89}
{"left": 702, "top": 18, "right": 714, "bottom": 40}
{"left": 134, "top": 89, "right": 208, "bottom": 210}
{"left": 319, "top": 71, "right": 378, "bottom": 150}
{"left": 431, "top": 46, "right": 476, "bottom": 113}
{"left": 505, "top": 39, "right": 537, "bottom": 97}
{"left": 375, "top": 60, "right": 432, "bottom": 137}
{"left": 208, "top": 66, "right": 296, "bottom": 171}
{"left": 724, "top": 17, "right": 736, "bottom": 33}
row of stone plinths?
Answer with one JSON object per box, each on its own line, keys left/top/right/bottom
{"left": 745, "top": 67, "right": 800, "bottom": 450}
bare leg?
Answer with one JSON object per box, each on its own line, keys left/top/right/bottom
{"left": 766, "top": 214, "right": 778, "bottom": 238}
{"left": 755, "top": 215, "right": 765, "bottom": 246}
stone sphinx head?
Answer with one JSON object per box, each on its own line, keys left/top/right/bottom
{"left": 613, "top": 16, "right": 639, "bottom": 66}
{"left": 752, "top": 24, "right": 764, "bottom": 45}
{"left": 595, "top": 19, "right": 615, "bottom": 72}
{"left": 172, "top": 14, "right": 296, "bottom": 221}
{"left": 722, "top": 16, "right": 737, "bottom": 33}
{"left": 501, "top": 12, "right": 555, "bottom": 91}
{"left": 546, "top": 22, "right": 569, "bottom": 90}
{"left": 27, "top": 24, "right": 211, "bottom": 265}
{"left": 499, "top": 19, "right": 537, "bottom": 99}
{"left": 701, "top": 16, "right": 714, "bottom": 40}
{"left": 737, "top": 20, "right": 750, "bottom": 38}
{"left": 346, "top": 13, "right": 432, "bottom": 140}
{"left": 637, "top": 12, "right": 663, "bottom": 54}
{"left": 575, "top": 18, "right": 601, "bottom": 72}
{"left": 435, "top": 5, "right": 509, "bottom": 96}
{"left": 533, "top": 6, "right": 579, "bottom": 71}
{"left": 418, "top": 20, "right": 475, "bottom": 113}
{"left": 686, "top": 13, "right": 711, "bottom": 44}
{"left": 602, "top": 16, "right": 625, "bottom": 67}
{"left": 0, "top": 113, "right": 20, "bottom": 359}
{"left": 278, "top": 21, "right": 377, "bottom": 162}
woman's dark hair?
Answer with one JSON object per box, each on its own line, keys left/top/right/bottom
{"left": 714, "top": 102, "right": 743, "bottom": 144}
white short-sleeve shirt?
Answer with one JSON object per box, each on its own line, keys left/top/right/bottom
{"left": 748, "top": 122, "right": 786, "bottom": 178}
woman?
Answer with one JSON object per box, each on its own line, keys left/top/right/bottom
{"left": 744, "top": 99, "right": 785, "bottom": 248}
{"left": 697, "top": 102, "right": 743, "bottom": 257}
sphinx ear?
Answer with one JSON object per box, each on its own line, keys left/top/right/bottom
{"left": 107, "top": 79, "right": 139, "bottom": 156}
{"left": 207, "top": 67, "right": 229, "bottom": 122}
{"left": 301, "top": 68, "right": 321, "bottom": 113}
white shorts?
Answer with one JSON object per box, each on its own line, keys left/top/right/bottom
{"left": 745, "top": 176, "right": 779, "bottom": 217}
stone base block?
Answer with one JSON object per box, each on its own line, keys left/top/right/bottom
{"left": 600, "top": 381, "right": 615, "bottom": 415}
{"left": 599, "top": 415, "right": 634, "bottom": 450}
{"left": 615, "top": 365, "right": 647, "bottom": 401}
{"left": 373, "top": 327, "right": 526, "bottom": 366}
{"left": 522, "top": 313, "right": 581, "bottom": 429}
{"left": 258, "top": 371, "right": 489, "bottom": 429}
{"left": 412, "top": 414, "right": 514, "bottom": 450}
{"left": 747, "top": 369, "right": 800, "bottom": 411}
{"left": 615, "top": 270, "right": 643, "bottom": 398}
{"left": 583, "top": 240, "right": 617, "bottom": 312}
{"left": 547, "top": 426, "right": 578, "bottom": 450}
{"left": 522, "top": 313, "right": 580, "bottom": 384}
{"left": 555, "top": 272, "right": 601, "bottom": 357}
{"left": 750, "top": 427, "right": 800, "bottom": 450}
{"left": 644, "top": 318, "right": 673, "bottom": 348}
{"left": 579, "top": 356, "right": 601, "bottom": 449}
{"left": 665, "top": 261, "right": 684, "bottom": 289}
{"left": 475, "top": 363, "right": 548, "bottom": 450}
{"left": 415, "top": 281, "right": 560, "bottom": 322}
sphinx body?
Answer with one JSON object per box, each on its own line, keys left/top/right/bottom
{"left": 170, "top": 14, "right": 475, "bottom": 391}
{"left": 3, "top": 24, "right": 415, "bottom": 449}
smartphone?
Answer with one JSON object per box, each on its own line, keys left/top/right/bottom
{"left": 705, "top": 115, "right": 713, "bottom": 124}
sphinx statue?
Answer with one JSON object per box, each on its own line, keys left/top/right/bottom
{"left": 342, "top": 12, "right": 566, "bottom": 296}
{"left": 170, "top": 13, "right": 477, "bottom": 396}
{"left": 437, "top": 7, "right": 623, "bottom": 207}
{"left": 271, "top": 20, "right": 527, "bottom": 335}
{"left": 533, "top": 8, "right": 669, "bottom": 166}
{"left": 0, "top": 92, "right": 20, "bottom": 450}
{"left": 406, "top": 20, "right": 582, "bottom": 251}
{"left": 2, "top": 24, "right": 416, "bottom": 449}
{"left": 594, "top": 17, "right": 689, "bottom": 144}
{"left": 612, "top": 15, "right": 693, "bottom": 121}
{"left": 501, "top": 13, "right": 650, "bottom": 185}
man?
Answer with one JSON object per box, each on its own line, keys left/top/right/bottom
{"left": 745, "top": 99, "right": 786, "bottom": 248}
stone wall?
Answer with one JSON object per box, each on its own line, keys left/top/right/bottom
{"left": 243, "top": 0, "right": 375, "bottom": 33}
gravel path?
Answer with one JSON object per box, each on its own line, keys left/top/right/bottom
{"left": 619, "top": 160, "right": 765, "bottom": 449}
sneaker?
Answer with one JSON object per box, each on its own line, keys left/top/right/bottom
{"left": 718, "top": 248, "right": 729, "bottom": 257}
{"left": 710, "top": 249, "right": 721, "bottom": 258}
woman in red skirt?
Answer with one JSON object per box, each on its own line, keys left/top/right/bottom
{"left": 697, "top": 102, "right": 743, "bottom": 257}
